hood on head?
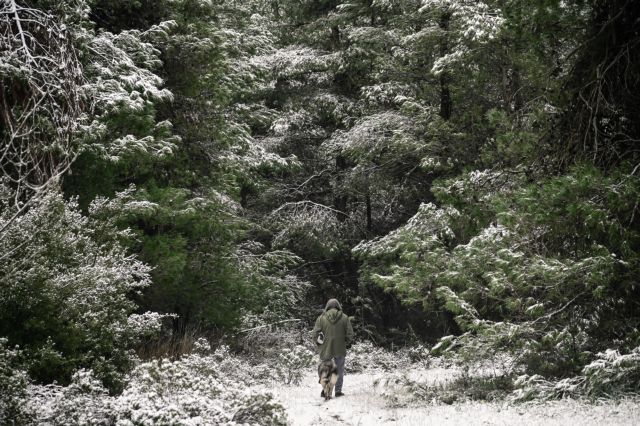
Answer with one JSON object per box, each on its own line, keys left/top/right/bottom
{"left": 325, "top": 308, "right": 342, "bottom": 323}
{"left": 324, "top": 299, "right": 342, "bottom": 323}
{"left": 325, "top": 298, "right": 341, "bottom": 311}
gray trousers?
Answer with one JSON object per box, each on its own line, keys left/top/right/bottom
{"left": 334, "top": 356, "right": 345, "bottom": 393}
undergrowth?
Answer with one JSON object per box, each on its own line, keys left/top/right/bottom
{"left": 21, "top": 340, "right": 288, "bottom": 425}
{"left": 401, "top": 373, "right": 515, "bottom": 405}
{"left": 390, "top": 345, "right": 640, "bottom": 406}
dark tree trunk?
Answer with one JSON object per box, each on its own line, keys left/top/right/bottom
{"left": 439, "top": 11, "right": 452, "bottom": 120}
{"left": 330, "top": 25, "right": 340, "bottom": 50}
{"left": 334, "top": 155, "right": 348, "bottom": 222}
{"left": 366, "top": 190, "right": 372, "bottom": 232}
{"left": 439, "top": 74, "right": 452, "bottom": 120}
{"left": 240, "top": 185, "right": 249, "bottom": 208}
{"left": 510, "top": 68, "right": 523, "bottom": 112}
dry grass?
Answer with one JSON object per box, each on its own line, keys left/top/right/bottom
{"left": 135, "top": 327, "right": 203, "bottom": 360}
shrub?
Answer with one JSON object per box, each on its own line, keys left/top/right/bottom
{"left": 401, "top": 373, "right": 515, "bottom": 405}
{"left": 25, "top": 350, "right": 288, "bottom": 425}
{"left": 404, "top": 344, "right": 431, "bottom": 363}
{"left": 511, "top": 346, "right": 640, "bottom": 401}
{"left": 276, "top": 345, "right": 315, "bottom": 385}
{"left": 0, "top": 192, "right": 164, "bottom": 392}
{"left": 118, "top": 350, "right": 288, "bottom": 425}
{"left": 0, "top": 339, "right": 31, "bottom": 424}
{"left": 26, "top": 370, "right": 114, "bottom": 425}
{"left": 234, "top": 318, "right": 308, "bottom": 360}
{"left": 347, "top": 341, "right": 407, "bottom": 373}
{"left": 582, "top": 347, "right": 640, "bottom": 396}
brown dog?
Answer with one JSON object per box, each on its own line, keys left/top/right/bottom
{"left": 318, "top": 359, "right": 338, "bottom": 400}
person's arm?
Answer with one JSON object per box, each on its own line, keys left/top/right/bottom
{"left": 311, "top": 315, "right": 323, "bottom": 343}
{"left": 345, "top": 316, "right": 354, "bottom": 345}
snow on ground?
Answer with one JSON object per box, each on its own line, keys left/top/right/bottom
{"left": 273, "top": 368, "right": 640, "bottom": 426}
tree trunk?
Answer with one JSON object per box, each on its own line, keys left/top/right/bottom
{"left": 439, "top": 11, "right": 452, "bottom": 121}
{"left": 334, "top": 155, "right": 348, "bottom": 222}
{"left": 330, "top": 25, "right": 340, "bottom": 50}
{"left": 366, "top": 190, "right": 372, "bottom": 232}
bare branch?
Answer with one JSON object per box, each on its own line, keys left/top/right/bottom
{"left": 0, "top": 0, "right": 87, "bottom": 236}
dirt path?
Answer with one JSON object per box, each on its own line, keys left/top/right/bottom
{"left": 273, "top": 369, "right": 640, "bottom": 425}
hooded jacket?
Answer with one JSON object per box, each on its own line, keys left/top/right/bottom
{"left": 311, "top": 299, "right": 354, "bottom": 360}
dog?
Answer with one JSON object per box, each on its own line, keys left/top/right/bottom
{"left": 318, "top": 358, "right": 338, "bottom": 400}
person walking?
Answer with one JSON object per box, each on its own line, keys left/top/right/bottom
{"left": 312, "top": 298, "right": 354, "bottom": 397}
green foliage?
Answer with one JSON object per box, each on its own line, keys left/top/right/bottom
{"left": 0, "top": 339, "right": 31, "bottom": 424}
{"left": 3, "top": 0, "right": 640, "bottom": 409}
{"left": 124, "top": 186, "right": 248, "bottom": 330}
{"left": 582, "top": 347, "right": 640, "bottom": 396}
{"left": 360, "top": 163, "right": 640, "bottom": 377}
{"left": 512, "top": 346, "right": 640, "bottom": 401}
{"left": 0, "top": 192, "right": 164, "bottom": 391}
{"left": 62, "top": 0, "right": 301, "bottom": 336}
{"left": 276, "top": 345, "right": 315, "bottom": 385}
{"left": 25, "top": 348, "right": 288, "bottom": 425}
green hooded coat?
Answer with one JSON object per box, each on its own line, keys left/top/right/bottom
{"left": 311, "top": 299, "right": 354, "bottom": 360}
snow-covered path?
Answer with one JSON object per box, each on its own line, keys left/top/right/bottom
{"left": 273, "top": 369, "right": 640, "bottom": 426}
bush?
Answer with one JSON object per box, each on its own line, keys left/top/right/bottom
{"left": 276, "top": 345, "right": 315, "bottom": 385}
{"left": 25, "top": 349, "right": 288, "bottom": 425}
{"left": 234, "top": 318, "right": 309, "bottom": 360}
{"left": 582, "top": 347, "right": 640, "bottom": 396}
{"left": 114, "top": 353, "right": 286, "bottom": 425}
{"left": 510, "top": 346, "right": 640, "bottom": 401}
{"left": 347, "top": 341, "right": 412, "bottom": 373}
{"left": 0, "top": 339, "right": 31, "bottom": 424}
{"left": 26, "top": 370, "right": 114, "bottom": 425}
{"left": 404, "top": 344, "right": 431, "bottom": 363}
{"left": 401, "top": 373, "right": 514, "bottom": 405}
{"left": 0, "top": 192, "right": 163, "bottom": 392}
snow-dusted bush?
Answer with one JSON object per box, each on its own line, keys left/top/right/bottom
{"left": 347, "top": 341, "right": 407, "bottom": 373}
{"left": 26, "top": 369, "right": 114, "bottom": 425}
{"left": 114, "top": 352, "right": 286, "bottom": 425}
{"left": 277, "top": 345, "right": 315, "bottom": 385}
{"left": 404, "top": 344, "right": 431, "bottom": 363}
{"left": 234, "top": 323, "right": 317, "bottom": 386}
{"left": 511, "top": 374, "right": 582, "bottom": 402}
{"left": 0, "top": 192, "right": 163, "bottom": 391}
{"left": 0, "top": 339, "right": 31, "bottom": 424}
{"left": 236, "top": 316, "right": 308, "bottom": 360}
{"left": 512, "top": 346, "right": 640, "bottom": 401}
{"left": 347, "top": 342, "right": 431, "bottom": 374}
{"left": 583, "top": 347, "right": 640, "bottom": 396}
{"left": 199, "top": 343, "right": 275, "bottom": 386}
{"left": 25, "top": 350, "right": 287, "bottom": 425}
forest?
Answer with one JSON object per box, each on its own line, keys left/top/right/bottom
{"left": 1, "top": 0, "right": 640, "bottom": 424}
